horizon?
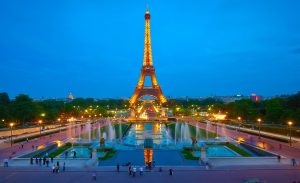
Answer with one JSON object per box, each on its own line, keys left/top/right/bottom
{"left": 4, "top": 92, "right": 297, "bottom": 101}
{"left": 1, "top": 0, "right": 300, "bottom": 99}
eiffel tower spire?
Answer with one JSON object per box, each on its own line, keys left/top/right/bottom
{"left": 143, "top": 7, "right": 153, "bottom": 66}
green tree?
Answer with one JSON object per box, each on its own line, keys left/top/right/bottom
{"left": 0, "top": 92, "right": 10, "bottom": 127}
{"left": 10, "top": 94, "right": 42, "bottom": 126}
{"left": 264, "top": 98, "right": 285, "bottom": 122}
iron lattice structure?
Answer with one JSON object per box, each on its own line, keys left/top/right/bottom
{"left": 129, "top": 8, "right": 167, "bottom": 108}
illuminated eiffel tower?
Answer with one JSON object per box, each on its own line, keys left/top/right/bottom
{"left": 129, "top": 7, "right": 167, "bottom": 110}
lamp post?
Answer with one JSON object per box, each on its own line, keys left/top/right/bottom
{"left": 57, "top": 118, "right": 61, "bottom": 132}
{"left": 237, "top": 116, "right": 242, "bottom": 132}
{"left": 288, "top": 121, "right": 293, "bottom": 147}
{"left": 215, "top": 121, "right": 218, "bottom": 138}
{"left": 38, "top": 120, "right": 42, "bottom": 135}
{"left": 257, "top": 118, "right": 262, "bottom": 139}
{"left": 9, "top": 123, "right": 14, "bottom": 147}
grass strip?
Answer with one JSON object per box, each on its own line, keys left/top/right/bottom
{"left": 181, "top": 149, "right": 198, "bottom": 160}
{"left": 98, "top": 148, "right": 116, "bottom": 160}
{"left": 225, "top": 143, "right": 251, "bottom": 157}
{"left": 48, "top": 143, "right": 72, "bottom": 158}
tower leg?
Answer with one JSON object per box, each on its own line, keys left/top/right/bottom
{"left": 130, "top": 109, "right": 136, "bottom": 118}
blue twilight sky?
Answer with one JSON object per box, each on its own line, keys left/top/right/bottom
{"left": 0, "top": 0, "right": 300, "bottom": 99}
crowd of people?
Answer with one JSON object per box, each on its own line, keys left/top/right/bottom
{"left": 29, "top": 156, "right": 66, "bottom": 173}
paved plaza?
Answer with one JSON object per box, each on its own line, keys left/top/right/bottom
{"left": 1, "top": 166, "right": 300, "bottom": 183}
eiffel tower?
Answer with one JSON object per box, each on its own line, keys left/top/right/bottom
{"left": 129, "top": 7, "right": 167, "bottom": 109}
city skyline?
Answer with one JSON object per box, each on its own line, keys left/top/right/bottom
{"left": 1, "top": 0, "right": 300, "bottom": 98}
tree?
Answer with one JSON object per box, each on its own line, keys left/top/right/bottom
{"left": 226, "top": 99, "right": 260, "bottom": 121}
{"left": 10, "top": 94, "right": 42, "bottom": 126}
{"left": 0, "top": 92, "right": 10, "bottom": 127}
{"left": 264, "top": 98, "right": 285, "bottom": 123}
{"left": 39, "top": 100, "right": 65, "bottom": 121}
{"left": 286, "top": 92, "right": 300, "bottom": 109}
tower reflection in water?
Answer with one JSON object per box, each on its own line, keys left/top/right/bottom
{"left": 144, "top": 138, "right": 153, "bottom": 169}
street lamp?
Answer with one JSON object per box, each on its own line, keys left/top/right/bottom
{"left": 38, "top": 120, "right": 42, "bottom": 135}
{"left": 9, "top": 123, "right": 14, "bottom": 147}
{"left": 57, "top": 118, "right": 61, "bottom": 132}
{"left": 288, "top": 121, "right": 293, "bottom": 146}
{"left": 257, "top": 118, "right": 262, "bottom": 139}
{"left": 237, "top": 116, "right": 242, "bottom": 132}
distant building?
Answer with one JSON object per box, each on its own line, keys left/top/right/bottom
{"left": 250, "top": 93, "right": 260, "bottom": 102}
{"left": 212, "top": 95, "right": 247, "bottom": 104}
{"left": 67, "top": 91, "right": 74, "bottom": 102}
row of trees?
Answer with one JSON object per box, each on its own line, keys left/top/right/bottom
{"left": 220, "top": 93, "right": 300, "bottom": 125}
{"left": 0, "top": 91, "right": 299, "bottom": 128}
{"left": 166, "top": 92, "right": 300, "bottom": 125}
{"left": 0, "top": 92, "right": 127, "bottom": 128}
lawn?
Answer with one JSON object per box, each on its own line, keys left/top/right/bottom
{"left": 225, "top": 143, "right": 251, "bottom": 157}
{"left": 97, "top": 148, "right": 116, "bottom": 160}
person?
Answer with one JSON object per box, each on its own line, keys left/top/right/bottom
{"left": 277, "top": 155, "right": 281, "bottom": 163}
{"left": 117, "top": 163, "right": 120, "bottom": 172}
{"left": 55, "top": 165, "right": 59, "bottom": 173}
{"left": 153, "top": 160, "right": 156, "bottom": 168}
{"left": 205, "top": 162, "right": 209, "bottom": 170}
{"left": 292, "top": 158, "right": 296, "bottom": 167}
{"left": 62, "top": 162, "right": 65, "bottom": 172}
{"left": 128, "top": 165, "right": 132, "bottom": 175}
{"left": 65, "top": 151, "right": 68, "bottom": 159}
{"left": 21, "top": 144, "right": 24, "bottom": 148}
{"left": 35, "top": 157, "right": 38, "bottom": 164}
{"left": 39, "top": 157, "right": 42, "bottom": 166}
{"left": 57, "top": 161, "right": 60, "bottom": 168}
{"left": 30, "top": 157, "right": 33, "bottom": 165}
{"left": 52, "top": 165, "right": 55, "bottom": 173}
{"left": 3, "top": 159, "right": 8, "bottom": 167}
{"left": 26, "top": 138, "right": 29, "bottom": 143}
{"left": 139, "top": 167, "right": 143, "bottom": 175}
{"left": 43, "top": 157, "right": 46, "bottom": 165}
{"left": 92, "top": 173, "right": 96, "bottom": 180}
{"left": 147, "top": 162, "right": 152, "bottom": 170}
{"left": 74, "top": 151, "right": 77, "bottom": 158}
{"left": 169, "top": 168, "right": 173, "bottom": 176}
{"left": 132, "top": 167, "right": 136, "bottom": 177}
{"left": 51, "top": 157, "right": 53, "bottom": 163}
{"left": 46, "top": 159, "right": 49, "bottom": 167}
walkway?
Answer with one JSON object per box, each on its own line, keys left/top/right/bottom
{"left": 0, "top": 166, "right": 300, "bottom": 183}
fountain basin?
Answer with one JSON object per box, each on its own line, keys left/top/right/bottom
{"left": 192, "top": 145, "right": 241, "bottom": 157}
